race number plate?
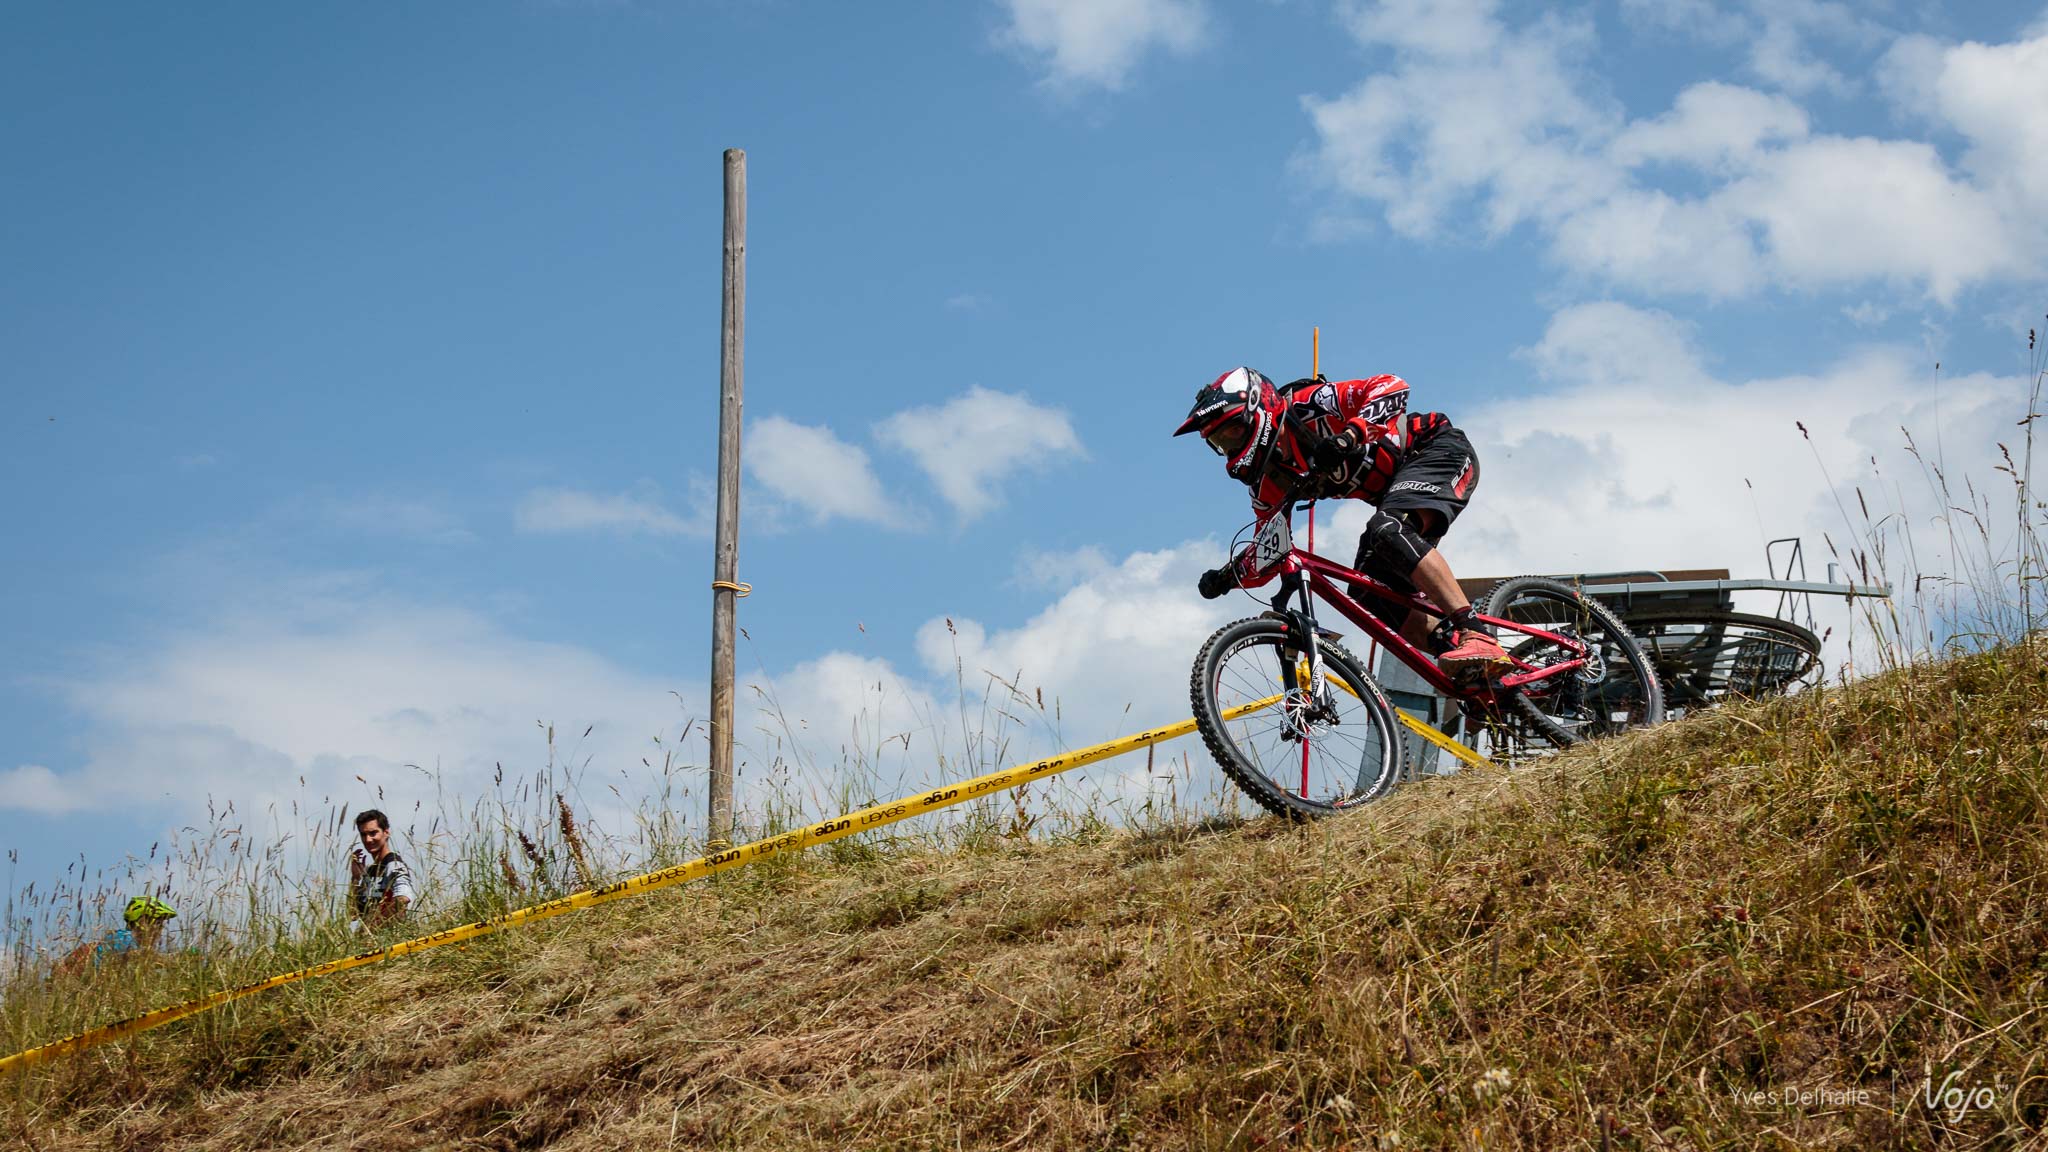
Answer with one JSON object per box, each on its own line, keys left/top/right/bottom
{"left": 1254, "top": 515, "right": 1293, "bottom": 571}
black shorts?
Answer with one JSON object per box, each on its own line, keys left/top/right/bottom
{"left": 1350, "top": 427, "right": 1479, "bottom": 630}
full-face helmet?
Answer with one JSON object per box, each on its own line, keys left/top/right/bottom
{"left": 1172, "top": 367, "right": 1282, "bottom": 484}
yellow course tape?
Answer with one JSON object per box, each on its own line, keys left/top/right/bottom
{"left": 1311, "top": 662, "right": 1494, "bottom": 771}
{"left": 0, "top": 695, "right": 1282, "bottom": 1075}
{"left": 1394, "top": 710, "right": 1492, "bottom": 770}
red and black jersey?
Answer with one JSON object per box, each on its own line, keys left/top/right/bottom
{"left": 1247, "top": 375, "right": 1453, "bottom": 519}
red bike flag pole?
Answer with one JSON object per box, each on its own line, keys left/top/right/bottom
{"left": 1307, "top": 325, "right": 1319, "bottom": 562}
{"left": 1303, "top": 325, "right": 1319, "bottom": 799}
{"left": 1303, "top": 498, "right": 1314, "bottom": 797}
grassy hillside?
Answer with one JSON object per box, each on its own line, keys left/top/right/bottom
{"left": 7, "top": 642, "right": 2047, "bottom": 1150}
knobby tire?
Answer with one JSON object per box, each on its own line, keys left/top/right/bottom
{"left": 1190, "top": 617, "right": 1404, "bottom": 820}
{"left": 1480, "top": 575, "right": 1665, "bottom": 747}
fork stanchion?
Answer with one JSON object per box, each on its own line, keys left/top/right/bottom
{"left": 1301, "top": 503, "right": 1315, "bottom": 797}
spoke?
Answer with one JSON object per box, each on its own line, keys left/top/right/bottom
{"left": 1209, "top": 633, "right": 1397, "bottom": 808}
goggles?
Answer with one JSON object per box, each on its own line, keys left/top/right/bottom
{"left": 1203, "top": 419, "right": 1251, "bottom": 458}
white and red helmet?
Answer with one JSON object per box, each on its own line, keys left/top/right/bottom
{"left": 1173, "top": 367, "right": 1283, "bottom": 484}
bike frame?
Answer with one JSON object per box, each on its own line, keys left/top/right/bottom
{"left": 1234, "top": 522, "right": 1590, "bottom": 705}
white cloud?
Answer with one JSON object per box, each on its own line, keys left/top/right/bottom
{"left": 1340, "top": 0, "right": 1504, "bottom": 58}
{"left": 912, "top": 540, "right": 1244, "bottom": 803}
{"left": 747, "top": 415, "right": 908, "bottom": 529}
{"left": 516, "top": 485, "right": 706, "bottom": 537}
{"left": 328, "top": 495, "right": 475, "bottom": 543}
{"left": 1746, "top": 0, "right": 1871, "bottom": 96}
{"left": 915, "top": 541, "right": 1228, "bottom": 740}
{"left": 1305, "top": 5, "right": 1619, "bottom": 240}
{"left": 0, "top": 765, "right": 91, "bottom": 815}
{"left": 1610, "top": 81, "right": 1809, "bottom": 171}
{"left": 1882, "top": 31, "right": 2048, "bottom": 216}
{"left": 718, "top": 541, "right": 1245, "bottom": 820}
{"left": 875, "top": 387, "right": 1082, "bottom": 520}
{"left": 1545, "top": 189, "right": 1763, "bottom": 297}
{"left": 996, "top": 0, "right": 1208, "bottom": 92}
{"left": 740, "top": 652, "right": 943, "bottom": 799}
{"left": 1306, "top": 301, "right": 2025, "bottom": 681}
{"left": 10, "top": 595, "right": 704, "bottom": 852}
{"left": 1514, "top": 300, "right": 1714, "bottom": 392}
{"left": 1621, "top": 0, "right": 1879, "bottom": 96}
{"left": 1015, "top": 544, "right": 1115, "bottom": 590}
{"left": 1617, "top": 0, "right": 1745, "bottom": 42}
{"left": 1303, "top": 5, "right": 2048, "bottom": 302}
{"left": 1721, "top": 136, "right": 2014, "bottom": 299}
{"left": 1380, "top": 303, "right": 2014, "bottom": 629}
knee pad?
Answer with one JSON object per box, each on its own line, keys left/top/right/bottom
{"left": 1362, "top": 508, "right": 1434, "bottom": 579}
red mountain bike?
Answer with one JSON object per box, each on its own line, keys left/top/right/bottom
{"left": 1191, "top": 503, "right": 1664, "bottom": 819}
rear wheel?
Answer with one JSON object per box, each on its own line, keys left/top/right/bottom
{"left": 1482, "top": 576, "right": 1664, "bottom": 747}
{"left": 1190, "top": 617, "right": 1404, "bottom": 820}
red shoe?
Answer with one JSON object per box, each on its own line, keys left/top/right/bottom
{"left": 1438, "top": 629, "right": 1511, "bottom": 675}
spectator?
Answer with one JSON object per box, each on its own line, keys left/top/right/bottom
{"left": 54, "top": 895, "right": 176, "bottom": 978}
{"left": 349, "top": 809, "right": 415, "bottom": 931}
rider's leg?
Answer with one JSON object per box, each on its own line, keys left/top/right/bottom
{"left": 1407, "top": 545, "right": 1469, "bottom": 622}
{"left": 1368, "top": 426, "right": 1500, "bottom": 664}
{"left": 1349, "top": 532, "right": 1415, "bottom": 639}
{"left": 1366, "top": 508, "right": 1505, "bottom": 669}
{"left": 1361, "top": 508, "right": 1445, "bottom": 648}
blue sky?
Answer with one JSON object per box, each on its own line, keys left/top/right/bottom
{"left": 4, "top": 1, "right": 2045, "bottom": 920}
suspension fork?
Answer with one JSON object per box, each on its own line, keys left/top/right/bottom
{"left": 1270, "top": 572, "right": 1328, "bottom": 727}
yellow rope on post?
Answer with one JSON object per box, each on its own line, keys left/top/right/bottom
{"left": 710, "top": 580, "right": 752, "bottom": 597}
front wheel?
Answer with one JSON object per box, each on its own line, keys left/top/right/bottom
{"left": 1190, "top": 617, "right": 1405, "bottom": 820}
{"left": 1482, "top": 576, "right": 1665, "bottom": 747}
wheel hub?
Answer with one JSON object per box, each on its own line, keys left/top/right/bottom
{"left": 1575, "top": 639, "right": 1607, "bottom": 684}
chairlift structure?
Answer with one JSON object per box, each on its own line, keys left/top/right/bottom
{"left": 1374, "top": 537, "right": 1891, "bottom": 776}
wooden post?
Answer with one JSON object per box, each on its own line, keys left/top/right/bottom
{"left": 708, "top": 148, "right": 745, "bottom": 848}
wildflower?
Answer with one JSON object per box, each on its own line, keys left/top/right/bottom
{"left": 1473, "top": 1067, "right": 1513, "bottom": 1100}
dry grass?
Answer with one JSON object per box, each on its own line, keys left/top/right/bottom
{"left": 5, "top": 638, "right": 2046, "bottom": 1150}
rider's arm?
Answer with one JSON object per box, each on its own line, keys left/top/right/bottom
{"left": 1200, "top": 475, "right": 1292, "bottom": 599}
{"left": 1248, "top": 470, "right": 1289, "bottom": 526}
{"left": 1332, "top": 374, "right": 1410, "bottom": 445}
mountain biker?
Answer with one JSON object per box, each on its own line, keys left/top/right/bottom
{"left": 52, "top": 895, "right": 176, "bottom": 978}
{"left": 1174, "top": 366, "right": 1509, "bottom": 673}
